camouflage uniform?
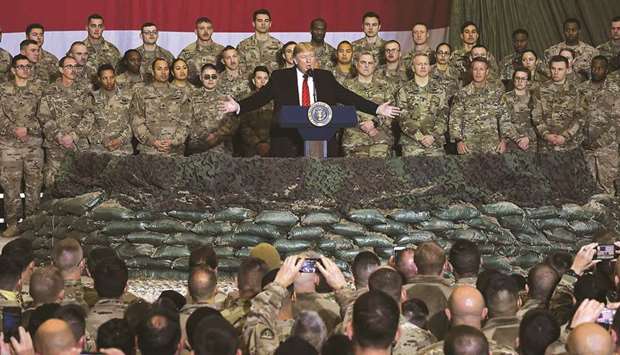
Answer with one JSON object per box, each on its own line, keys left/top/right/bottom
{"left": 482, "top": 316, "right": 520, "bottom": 349}
{"left": 395, "top": 78, "right": 449, "bottom": 156}
{"left": 500, "top": 90, "right": 538, "bottom": 152}
{"left": 531, "top": 80, "right": 586, "bottom": 152}
{"left": 500, "top": 52, "right": 524, "bottom": 82}
{"left": 115, "top": 72, "right": 145, "bottom": 91}
{"left": 404, "top": 276, "right": 453, "bottom": 339}
{"left": 516, "top": 298, "right": 545, "bottom": 319}
{"left": 0, "top": 80, "right": 44, "bottom": 227}
{"left": 90, "top": 86, "right": 134, "bottom": 155}
{"left": 179, "top": 40, "right": 225, "bottom": 84}
{"left": 376, "top": 62, "right": 409, "bottom": 87}
{"left": 221, "top": 295, "right": 253, "bottom": 333}
{"left": 313, "top": 42, "right": 336, "bottom": 70}
{"left": 449, "top": 82, "right": 512, "bottom": 153}
{"left": 342, "top": 76, "right": 395, "bottom": 157}
{"left": 85, "top": 298, "right": 127, "bottom": 343}
{"left": 38, "top": 81, "right": 94, "bottom": 187}
{"left": 63, "top": 279, "right": 90, "bottom": 312}
{"left": 450, "top": 48, "right": 500, "bottom": 80}
{"left": 180, "top": 303, "right": 220, "bottom": 343}
{"left": 549, "top": 273, "right": 578, "bottom": 325}
{"left": 75, "top": 63, "right": 98, "bottom": 91}
{"left": 187, "top": 87, "right": 238, "bottom": 155}
{"left": 135, "top": 44, "right": 174, "bottom": 77}
{"left": 544, "top": 41, "right": 599, "bottom": 75}
{"left": 130, "top": 82, "right": 191, "bottom": 156}
{"left": 332, "top": 66, "right": 354, "bottom": 84}
{"left": 219, "top": 70, "right": 252, "bottom": 100}
{"left": 351, "top": 36, "right": 386, "bottom": 63}
{"left": 293, "top": 292, "right": 341, "bottom": 334}
{"left": 454, "top": 276, "right": 477, "bottom": 287}
{"left": 242, "top": 282, "right": 294, "bottom": 355}
{"left": 579, "top": 79, "right": 620, "bottom": 193}
{"left": 33, "top": 49, "right": 59, "bottom": 84}
{"left": 237, "top": 34, "right": 283, "bottom": 73}
{"left": 239, "top": 100, "right": 274, "bottom": 157}
{"left": 83, "top": 38, "right": 121, "bottom": 71}
{"left": 403, "top": 47, "right": 437, "bottom": 68}
{"left": 0, "top": 48, "right": 11, "bottom": 83}
{"left": 419, "top": 339, "right": 519, "bottom": 355}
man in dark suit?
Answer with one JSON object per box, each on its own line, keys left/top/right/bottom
{"left": 220, "top": 42, "right": 400, "bottom": 157}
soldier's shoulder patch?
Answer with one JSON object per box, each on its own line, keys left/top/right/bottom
{"left": 260, "top": 328, "right": 275, "bottom": 340}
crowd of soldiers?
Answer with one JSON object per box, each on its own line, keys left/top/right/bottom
{"left": 1, "top": 11, "right": 620, "bottom": 238}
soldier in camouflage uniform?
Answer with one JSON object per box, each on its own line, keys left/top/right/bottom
{"left": 559, "top": 48, "right": 586, "bottom": 84}
{"left": 467, "top": 45, "right": 503, "bottom": 89}
{"left": 449, "top": 58, "right": 512, "bottom": 155}
{"left": 278, "top": 41, "right": 296, "bottom": 69}
{"left": 597, "top": 17, "right": 620, "bottom": 71}
{"left": 579, "top": 56, "right": 620, "bottom": 194}
{"left": 52, "top": 238, "right": 89, "bottom": 312}
{"left": 19, "top": 40, "right": 51, "bottom": 85}
{"left": 332, "top": 41, "right": 355, "bottom": 84}
{"left": 544, "top": 18, "right": 599, "bottom": 78}
{"left": 0, "top": 55, "right": 44, "bottom": 238}
{"left": 90, "top": 64, "right": 134, "bottom": 155}
{"left": 352, "top": 12, "right": 385, "bottom": 63}
{"left": 26, "top": 23, "right": 59, "bottom": 84}
{"left": 499, "top": 29, "right": 529, "bottom": 86}
{"left": 131, "top": 58, "right": 191, "bottom": 156}
{"left": 403, "top": 23, "right": 437, "bottom": 69}
{"left": 532, "top": 55, "right": 587, "bottom": 152}
{"left": 500, "top": 67, "right": 538, "bottom": 152}
{"left": 115, "top": 49, "right": 145, "bottom": 90}
{"left": 38, "top": 56, "right": 94, "bottom": 187}
{"left": 239, "top": 66, "right": 274, "bottom": 157}
{"left": 342, "top": 52, "right": 395, "bottom": 157}
{"left": 450, "top": 22, "right": 500, "bottom": 83}
{"left": 395, "top": 53, "right": 448, "bottom": 157}
{"left": 521, "top": 50, "right": 549, "bottom": 93}
{"left": 432, "top": 43, "right": 460, "bottom": 100}
{"left": 219, "top": 46, "right": 252, "bottom": 100}
{"left": 0, "top": 29, "right": 11, "bottom": 83}
{"left": 83, "top": 14, "right": 121, "bottom": 71}
{"left": 237, "top": 9, "right": 282, "bottom": 73}
{"left": 135, "top": 22, "right": 174, "bottom": 78}
{"left": 170, "top": 58, "right": 197, "bottom": 97}
{"left": 179, "top": 17, "right": 225, "bottom": 85}
{"left": 187, "top": 63, "right": 237, "bottom": 155}
{"left": 309, "top": 18, "right": 335, "bottom": 70}
{"left": 376, "top": 40, "right": 409, "bottom": 87}
{"left": 68, "top": 41, "right": 97, "bottom": 90}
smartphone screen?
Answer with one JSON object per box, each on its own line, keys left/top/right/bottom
{"left": 597, "top": 308, "right": 616, "bottom": 325}
{"left": 3, "top": 306, "right": 21, "bottom": 343}
{"left": 596, "top": 245, "right": 616, "bottom": 260}
{"left": 300, "top": 259, "right": 318, "bottom": 273}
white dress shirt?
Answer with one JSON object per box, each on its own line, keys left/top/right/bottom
{"left": 296, "top": 68, "right": 316, "bottom": 106}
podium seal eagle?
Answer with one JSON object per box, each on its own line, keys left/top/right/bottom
{"left": 307, "top": 101, "right": 333, "bottom": 127}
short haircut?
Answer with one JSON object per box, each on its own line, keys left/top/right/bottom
{"left": 402, "top": 298, "right": 429, "bottom": 329}
{"left": 237, "top": 257, "right": 269, "bottom": 297}
{"left": 189, "top": 245, "right": 218, "bottom": 269}
{"left": 52, "top": 238, "right": 83, "bottom": 272}
{"left": 321, "top": 334, "right": 353, "bottom": 355}
{"left": 11, "top": 54, "right": 30, "bottom": 67}
{"left": 444, "top": 325, "right": 490, "bottom": 355}
{"left": 253, "top": 8, "right": 271, "bottom": 21}
{"left": 87, "top": 13, "right": 104, "bottom": 23}
{"left": 97, "top": 63, "right": 115, "bottom": 77}
{"left": 384, "top": 40, "right": 400, "bottom": 49}
{"left": 436, "top": 42, "right": 452, "bottom": 52}
{"left": 0, "top": 255, "right": 23, "bottom": 290}
{"left": 512, "top": 66, "right": 531, "bottom": 81}
{"left": 97, "top": 318, "right": 136, "bottom": 355}
{"left": 592, "top": 55, "right": 609, "bottom": 67}
{"left": 543, "top": 251, "right": 573, "bottom": 276}
{"left": 416, "top": 242, "right": 446, "bottom": 275}
{"left": 141, "top": 22, "right": 157, "bottom": 31}
{"left": 291, "top": 310, "right": 328, "bottom": 351}
{"left": 471, "top": 44, "right": 488, "bottom": 53}
{"left": 195, "top": 17, "right": 212, "bottom": 26}
{"left": 93, "top": 256, "right": 128, "bottom": 298}
{"left": 564, "top": 17, "right": 581, "bottom": 29}
{"left": 186, "top": 307, "right": 224, "bottom": 349}
{"left": 521, "top": 49, "right": 538, "bottom": 60}
{"left": 352, "top": 251, "right": 381, "bottom": 288}
{"left": 86, "top": 247, "right": 117, "bottom": 276}
{"left": 200, "top": 63, "right": 218, "bottom": 74}
{"left": 574, "top": 274, "right": 608, "bottom": 304}
{"left": 27, "top": 303, "right": 62, "bottom": 336}
{"left": 253, "top": 65, "right": 270, "bottom": 77}
{"left": 413, "top": 22, "right": 429, "bottom": 30}
{"left": 449, "top": 240, "right": 481, "bottom": 277}
{"left": 2, "top": 238, "right": 34, "bottom": 273}
{"left": 527, "top": 263, "right": 560, "bottom": 302}
{"left": 310, "top": 18, "right": 326, "bottom": 28}
{"left": 54, "top": 304, "right": 87, "bottom": 340}
{"left": 549, "top": 55, "right": 569, "bottom": 68}
{"left": 188, "top": 266, "right": 217, "bottom": 301}
{"left": 483, "top": 273, "right": 520, "bottom": 316}
{"left": 137, "top": 310, "right": 181, "bottom": 355}
{"left": 368, "top": 268, "right": 403, "bottom": 305}
{"left": 470, "top": 57, "right": 490, "bottom": 68}
{"left": 613, "top": 16, "right": 620, "bottom": 23}
{"left": 26, "top": 23, "right": 45, "bottom": 36}
{"left": 151, "top": 57, "right": 169, "bottom": 72}
{"left": 158, "top": 290, "right": 186, "bottom": 312}
{"left": 352, "top": 291, "right": 399, "bottom": 350}
{"left": 519, "top": 309, "right": 560, "bottom": 355}
{"left": 192, "top": 314, "right": 239, "bottom": 355}
{"left": 461, "top": 21, "right": 478, "bottom": 33}
{"left": 124, "top": 299, "right": 152, "bottom": 333}
{"left": 20, "top": 39, "right": 38, "bottom": 51}
{"left": 30, "top": 267, "right": 64, "bottom": 305}
{"left": 362, "top": 11, "right": 381, "bottom": 24}
{"left": 512, "top": 28, "right": 529, "bottom": 39}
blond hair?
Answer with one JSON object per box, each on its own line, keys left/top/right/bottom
{"left": 293, "top": 42, "right": 316, "bottom": 57}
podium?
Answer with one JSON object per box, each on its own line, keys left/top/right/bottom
{"left": 279, "top": 105, "right": 357, "bottom": 158}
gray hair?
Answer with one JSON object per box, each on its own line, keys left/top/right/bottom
{"left": 291, "top": 310, "right": 327, "bottom": 351}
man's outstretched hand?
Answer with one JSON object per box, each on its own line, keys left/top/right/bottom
{"left": 219, "top": 95, "right": 240, "bottom": 114}
{"left": 376, "top": 101, "right": 401, "bottom": 119}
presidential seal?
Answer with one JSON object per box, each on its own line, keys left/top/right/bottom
{"left": 307, "top": 101, "right": 333, "bottom": 127}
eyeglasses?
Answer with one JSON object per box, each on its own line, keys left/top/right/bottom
{"left": 142, "top": 31, "right": 158, "bottom": 35}
{"left": 15, "top": 64, "right": 33, "bottom": 70}
{"left": 203, "top": 74, "right": 218, "bottom": 80}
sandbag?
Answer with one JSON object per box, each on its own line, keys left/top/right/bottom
{"left": 214, "top": 233, "right": 237, "bottom": 247}
{"left": 395, "top": 231, "right": 436, "bottom": 245}
{"left": 544, "top": 228, "right": 577, "bottom": 243}
{"left": 490, "top": 229, "right": 519, "bottom": 246}
{"left": 53, "top": 191, "right": 105, "bottom": 216}
{"left": 91, "top": 199, "right": 135, "bottom": 221}
{"left": 152, "top": 245, "right": 190, "bottom": 259}
{"left": 133, "top": 211, "right": 164, "bottom": 220}
{"left": 347, "top": 209, "right": 387, "bottom": 225}
{"left": 288, "top": 226, "right": 324, "bottom": 240}
{"left": 532, "top": 218, "right": 570, "bottom": 230}
{"left": 144, "top": 219, "right": 188, "bottom": 233}
{"left": 570, "top": 220, "right": 603, "bottom": 235}
{"left": 236, "top": 222, "right": 281, "bottom": 239}
{"left": 446, "top": 229, "right": 487, "bottom": 243}
{"left": 334, "top": 249, "right": 362, "bottom": 263}
{"left": 317, "top": 235, "right": 356, "bottom": 253}
{"left": 496, "top": 244, "right": 518, "bottom": 257}
{"left": 171, "top": 257, "right": 190, "bottom": 271}
{"left": 166, "top": 210, "right": 212, "bottom": 222}
{"left": 374, "top": 247, "right": 394, "bottom": 259}
{"left": 351, "top": 233, "right": 394, "bottom": 248}
{"left": 116, "top": 243, "right": 155, "bottom": 259}
{"left": 480, "top": 202, "right": 524, "bottom": 217}
{"left": 513, "top": 252, "right": 543, "bottom": 268}
{"left": 334, "top": 259, "right": 351, "bottom": 272}
{"left": 482, "top": 256, "right": 512, "bottom": 272}
{"left": 218, "top": 258, "right": 242, "bottom": 272}
{"left": 32, "top": 237, "right": 52, "bottom": 249}
{"left": 301, "top": 212, "right": 340, "bottom": 226}
{"left": 371, "top": 221, "right": 410, "bottom": 237}
{"left": 525, "top": 206, "right": 560, "bottom": 219}
{"left": 72, "top": 218, "right": 103, "bottom": 233}
{"left": 479, "top": 244, "right": 496, "bottom": 254}
{"left": 165, "top": 233, "right": 214, "bottom": 247}
{"left": 435, "top": 239, "right": 453, "bottom": 250}
{"left": 435, "top": 203, "right": 480, "bottom": 221}
{"left": 232, "top": 234, "right": 267, "bottom": 248}
{"left": 273, "top": 240, "right": 312, "bottom": 254}
{"left": 126, "top": 231, "right": 169, "bottom": 245}
{"left": 515, "top": 233, "right": 551, "bottom": 246}
{"left": 101, "top": 221, "right": 146, "bottom": 235}
{"left": 192, "top": 221, "right": 234, "bottom": 236}
{"left": 559, "top": 204, "right": 600, "bottom": 221}
{"left": 126, "top": 256, "right": 172, "bottom": 270}
{"left": 388, "top": 210, "right": 432, "bottom": 224}
{"left": 213, "top": 207, "right": 256, "bottom": 222}
{"left": 466, "top": 216, "right": 504, "bottom": 234}
{"left": 418, "top": 218, "right": 456, "bottom": 231}
{"left": 214, "top": 247, "right": 235, "bottom": 258}
{"left": 499, "top": 215, "right": 538, "bottom": 235}
{"left": 235, "top": 248, "right": 252, "bottom": 258}
{"left": 330, "top": 222, "right": 366, "bottom": 237}
{"left": 255, "top": 210, "right": 299, "bottom": 227}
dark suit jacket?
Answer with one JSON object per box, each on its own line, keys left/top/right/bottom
{"left": 238, "top": 67, "right": 380, "bottom": 157}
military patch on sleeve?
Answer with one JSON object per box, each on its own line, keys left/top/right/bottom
{"left": 260, "top": 328, "right": 275, "bottom": 340}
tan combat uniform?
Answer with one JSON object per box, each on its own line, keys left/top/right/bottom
{"left": 237, "top": 34, "right": 282, "bottom": 73}
{"left": 90, "top": 86, "right": 134, "bottom": 155}
{"left": 179, "top": 40, "right": 225, "bottom": 84}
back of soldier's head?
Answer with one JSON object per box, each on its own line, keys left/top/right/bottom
{"left": 54, "top": 304, "right": 86, "bottom": 342}
{"left": 93, "top": 256, "right": 128, "bottom": 299}
{"left": 86, "top": 247, "right": 116, "bottom": 276}
{"left": 352, "top": 290, "right": 399, "bottom": 350}
{"left": 188, "top": 266, "right": 217, "bottom": 302}
{"left": 28, "top": 303, "right": 62, "bottom": 337}
{"left": 292, "top": 310, "right": 327, "bottom": 352}
{"left": 321, "top": 334, "right": 353, "bottom": 355}
{"left": 402, "top": 298, "right": 429, "bottom": 329}
{"left": 443, "top": 325, "right": 489, "bottom": 355}
{"left": 237, "top": 257, "right": 269, "bottom": 298}
{"left": 158, "top": 290, "right": 186, "bottom": 312}
{"left": 394, "top": 247, "right": 417, "bottom": 281}
{"left": 519, "top": 309, "right": 560, "bottom": 355}
{"left": 137, "top": 309, "right": 181, "bottom": 355}
{"left": 34, "top": 319, "right": 77, "bottom": 355}
{"left": 574, "top": 274, "right": 608, "bottom": 304}
{"left": 352, "top": 251, "right": 380, "bottom": 288}
{"left": 527, "top": 263, "right": 560, "bottom": 302}
{"left": 124, "top": 299, "right": 152, "bottom": 334}
{"left": 186, "top": 307, "right": 225, "bottom": 350}
{"left": 97, "top": 318, "right": 136, "bottom": 355}
{"left": 2, "top": 238, "right": 34, "bottom": 274}
{"left": 52, "top": 238, "right": 83, "bottom": 274}
{"left": 416, "top": 242, "right": 446, "bottom": 275}
{"left": 189, "top": 245, "right": 218, "bottom": 270}
{"left": 567, "top": 323, "right": 613, "bottom": 355}
{"left": 448, "top": 286, "right": 486, "bottom": 322}
{"left": 30, "top": 266, "right": 64, "bottom": 305}
{"left": 449, "top": 240, "right": 481, "bottom": 278}
{"left": 483, "top": 273, "right": 519, "bottom": 317}
{"left": 0, "top": 255, "right": 23, "bottom": 291}
{"left": 544, "top": 251, "right": 573, "bottom": 276}
{"left": 192, "top": 315, "right": 239, "bottom": 355}
{"left": 368, "top": 267, "right": 404, "bottom": 305}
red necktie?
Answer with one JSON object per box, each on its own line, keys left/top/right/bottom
{"left": 302, "top": 75, "right": 310, "bottom": 106}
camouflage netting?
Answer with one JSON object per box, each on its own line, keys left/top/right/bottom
{"left": 18, "top": 149, "right": 619, "bottom": 279}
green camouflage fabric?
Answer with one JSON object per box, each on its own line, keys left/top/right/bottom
{"left": 342, "top": 76, "right": 395, "bottom": 157}
{"left": 449, "top": 82, "right": 511, "bottom": 153}
{"left": 500, "top": 52, "right": 523, "bottom": 82}
{"left": 33, "top": 49, "right": 59, "bottom": 84}
{"left": 0, "top": 80, "right": 44, "bottom": 225}
{"left": 579, "top": 79, "right": 620, "bottom": 193}
{"left": 130, "top": 82, "right": 191, "bottom": 156}
{"left": 221, "top": 295, "right": 253, "bottom": 333}
{"left": 544, "top": 41, "right": 599, "bottom": 74}
{"left": 135, "top": 44, "right": 175, "bottom": 77}
{"left": 531, "top": 80, "right": 586, "bottom": 152}
{"left": 403, "top": 46, "right": 436, "bottom": 69}
{"left": 482, "top": 316, "right": 520, "bottom": 349}
{"left": 500, "top": 90, "right": 538, "bottom": 152}
{"left": 393, "top": 318, "right": 437, "bottom": 355}
{"left": 0, "top": 48, "right": 11, "bottom": 83}
{"left": 242, "top": 282, "right": 293, "bottom": 355}
{"left": 516, "top": 298, "right": 545, "bottom": 319}
{"left": 218, "top": 70, "right": 252, "bottom": 100}
{"left": 62, "top": 279, "right": 89, "bottom": 312}
{"left": 293, "top": 292, "right": 341, "bottom": 334}
{"left": 188, "top": 87, "right": 238, "bottom": 155}
{"left": 115, "top": 72, "right": 146, "bottom": 91}
{"left": 179, "top": 40, "right": 225, "bottom": 84}
{"left": 351, "top": 36, "right": 386, "bottom": 63}
{"left": 180, "top": 303, "right": 220, "bottom": 344}
{"left": 395, "top": 78, "right": 449, "bottom": 156}
{"left": 239, "top": 100, "right": 274, "bottom": 156}
{"left": 90, "top": 86, "right": 134, "bottom": 155}
{"left": 419, "top": 339, "right": 519, "bottom": 355}
{"left": 83, "top": 38, "right": 121, "bottom": 70}
{"left": 85, "top": 298, "right": 127, "bottom": 343}
{"left": 431, "top": 67, "right": 461, "bottom": 99}
{"left": 237, "top": 34, "right": 283, "bottom": 73}
{"left": 597, "top": 41, "right": 620, "bottom": 62}
{"left": 549, "top": 273, "right": 577, "bottom": 325}
{"left": 528, "top": 61, "right": 551, "bottom": 94}
{"left": 313, "top": 42, "right": 336, "bottom": 70}
{"left": 450, "top": 47, "right": 499, "bottom": 79}
{"left": 376, "top": 62, "right": 409, "bottom": 87}
{"left": 75, "top": 63, "right": 98, "bottom": 91}
{"left": 332, "top": 66, "right": 355, "bottom": 84}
